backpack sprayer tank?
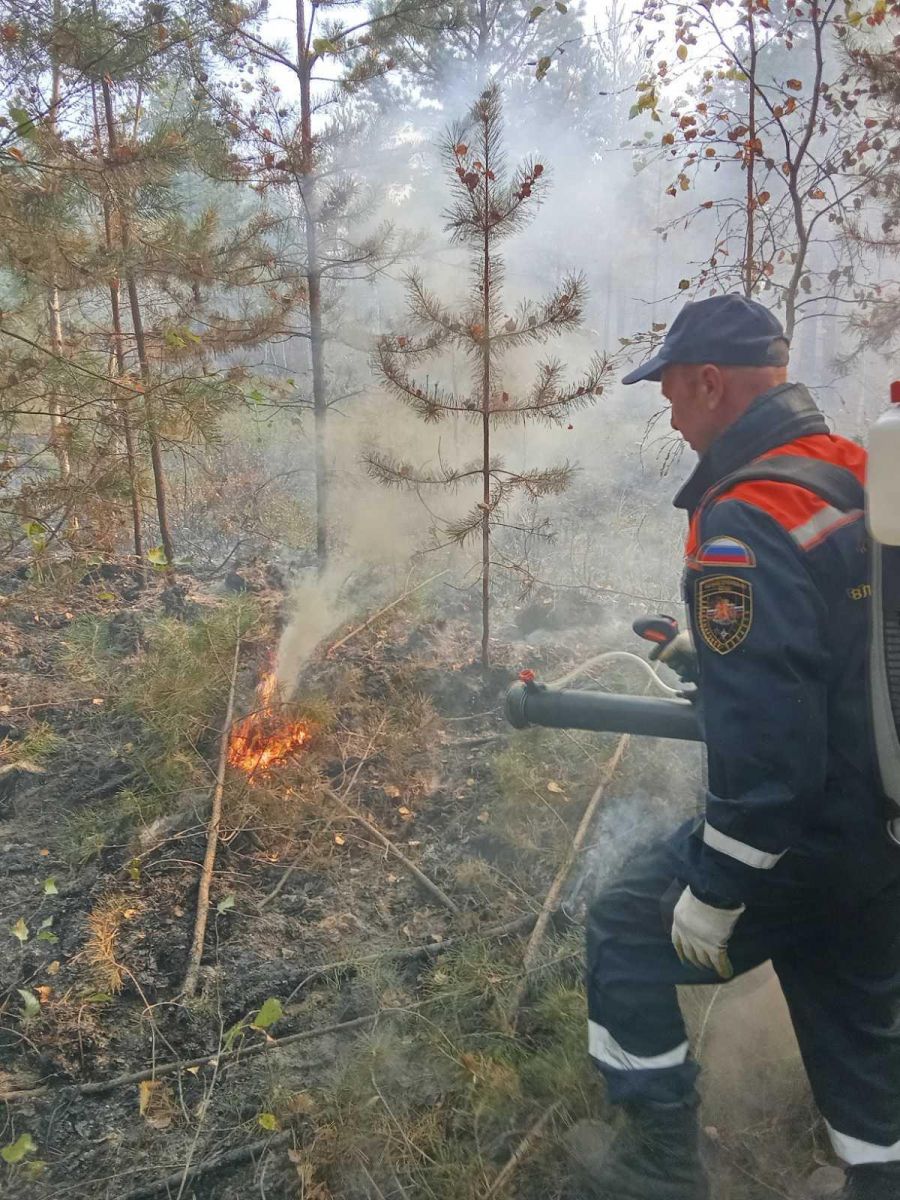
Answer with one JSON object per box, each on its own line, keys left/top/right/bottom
{"left": 868, "top": 381, "right": 900, "bottom": 836}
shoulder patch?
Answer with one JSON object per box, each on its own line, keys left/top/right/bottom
{"left": 696, "top": 575, "right": 753, "bottom": 654}
{"left": 695, "top": 537, "right": 756, "bottom": 569}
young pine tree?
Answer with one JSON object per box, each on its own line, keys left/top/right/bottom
{"left": 368, "top": 84, "right": 610, "bottom": 669}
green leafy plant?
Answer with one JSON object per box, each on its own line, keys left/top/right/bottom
{"left": 2, "top": 1133, "right": 37, "bottom": 1165}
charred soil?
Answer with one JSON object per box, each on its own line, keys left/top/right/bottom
{"left": 0, "top": 557, "right": 830, "bottom": 1199}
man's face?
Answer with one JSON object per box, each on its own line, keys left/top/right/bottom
{"left": 660, "top": 363, "right": 721, "bottom": 455}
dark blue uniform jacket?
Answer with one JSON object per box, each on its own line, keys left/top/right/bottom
{"left": 675, "top": 382, "right": 900, "bottom": 910}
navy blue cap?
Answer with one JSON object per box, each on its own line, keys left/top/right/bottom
{"left": 622, "top": 294, "right": 789, "bottom": 385}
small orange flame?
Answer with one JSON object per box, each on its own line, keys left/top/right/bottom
{"left": 228, "top": 671, "right": 310, "bottom": 774}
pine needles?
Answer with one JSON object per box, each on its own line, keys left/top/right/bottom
{"left": 368, "top": 84, "right": 614, "bottom": 666}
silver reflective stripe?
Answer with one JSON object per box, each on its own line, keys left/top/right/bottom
{"left": 827, "top": 1122, "right": 900, "bottom": 1165}
{"left": 790, "top": 505, "right": 862, "bottom": 549}
{"left": 703, "top": 821, "right": 787, "bottom": 869}
{"left": 588, "top": 1021, "right": 689, "bottom": 1071}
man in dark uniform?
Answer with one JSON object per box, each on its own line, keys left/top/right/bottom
{"left": 574, "top": 295, "right": 900, "bottom": 1199}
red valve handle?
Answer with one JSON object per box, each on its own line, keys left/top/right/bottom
{"left": 632, "top": 614, "right": 680, "bottom": 649}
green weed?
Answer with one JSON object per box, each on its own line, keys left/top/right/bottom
{"left": 14, "top": 722, "right": 64, "bottom": 764}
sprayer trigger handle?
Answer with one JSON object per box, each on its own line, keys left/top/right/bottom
{"left": 632, "top": 614, "right": 680, "bottom": 655}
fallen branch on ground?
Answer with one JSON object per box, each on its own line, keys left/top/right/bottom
{"left": 482, "top": 1101, "right": 562, "bottom": 1198}
{"left": 258, "top": 721, "right": 385, "bottom": 910}
{"left": 325, "top": 569, "right": 449, "bottom": 657}
{"left": 2, "top": 1013, "right": 393, "bottom": 1104}
{"left": 181, "top": 634, "right": 241, "bottom": 998}
{"left": 443, "top": 733, "right": 502, "bottom": 748}
{"left": 120, "top": 1131, "right": 292, "bottom": 1200}
{"left": 1, "top": 918, "right": 535, "bottom": 1103}
{"left": 327, "top": 785, "right": 459, "bottom": 913}
{"left": 503, "top": 733, "right": 631, "bottom": 1029}
{"left": 0, "top": 760, "right": 45, "bottom": 806}
{"left": 283, "top": 912, "right": 535, "bottom": 1005}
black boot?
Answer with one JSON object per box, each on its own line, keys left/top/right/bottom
{"left": 567, "top": 1098, "right": 711, "bottom": 1200}
{"left": 841, "top": 1163, "right": 900, "bottom": 1200}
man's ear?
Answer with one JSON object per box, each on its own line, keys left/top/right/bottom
{"left": 700, "top": 363, "right": 725, "bottom": 409}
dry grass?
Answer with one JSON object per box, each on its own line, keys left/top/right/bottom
{"left": 83, "top": 893, "right": 134, "bottom": 993}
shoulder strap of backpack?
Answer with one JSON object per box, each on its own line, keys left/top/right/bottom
{"left": 703, "top": 454, "right": 865, "bottom": 514}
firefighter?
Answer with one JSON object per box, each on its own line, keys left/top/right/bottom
{"left": 572, "top": 295, "right": 900, "bottom": 1199}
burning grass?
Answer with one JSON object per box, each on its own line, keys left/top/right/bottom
{"left": 227, "top": 671, "right": 313, "bottom": 774}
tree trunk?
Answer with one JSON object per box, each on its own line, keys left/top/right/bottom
{"left": 476, "top": 0, "right": 489, "bottom": 77}
{"left": 46, "top": 285, "right": 72, "bottom": 483}
{"left": 46, "top": 2, "right": 72, "bottom": 490}
{"left": 743, "top": 1, "right": 757, "bottom": 298}
{"left": 480, "top": 129, "right": 492, "bottom": 671}
{"left": 297, "top": 0, "right": 328, "bottom": 572}
{"left": 110, "top": 277, "right": 146, "bottom": 574}
{"left": 92, "top": 81, "right": 145, "bottom": 575}
{"left": 781, "top": 6, "right": 826, "bottom": 339}
{"left": 125, "top": 273, "right": 175, "bottom": 573}
{"left": 100, "top": 77, "right": 175, "bottom": 573}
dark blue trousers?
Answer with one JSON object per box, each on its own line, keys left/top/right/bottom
{"left": 585, "top": 820, "right": 900, "bottom": 1165}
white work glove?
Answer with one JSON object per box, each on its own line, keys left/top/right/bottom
{"left": 655, "top": 630, "right": 698, "bottom": 683}
{"left": 672, "top": 886, "right": 745, "bottom": 980}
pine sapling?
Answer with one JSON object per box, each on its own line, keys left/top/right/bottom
{"left": 368, "top": 84, "right": 611, "bottom": 668}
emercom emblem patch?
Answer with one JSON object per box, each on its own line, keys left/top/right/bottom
{"left": 696, "top": 575, "right": 753, "bottom": 655}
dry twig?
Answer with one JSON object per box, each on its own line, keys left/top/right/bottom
{"left": 182, "top": 634, "right": 241, "bottom": 998}
{"left": 325, "top": 569, "right": 449, "bottom": 657}
{"left": 482, "top": 1101, "right": 562, "bottom": 1198}
{"left": 504, "top": 734, "right": 631, "bottom": 1028}
{"left": 120, "top": 1132, "right": 291, "bottom": 1200}
{"left": 283, "top": 912, "right": 535, "bottom": 1005}
{"left": 1, "top": 921, "right": 535, "bottom": 1104}
{"left": 328, "top": 785, "right": 459, "bottom": 913}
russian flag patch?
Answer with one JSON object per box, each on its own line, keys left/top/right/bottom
{"left": 695, "top": 537, "right": 756, "bottom": 568}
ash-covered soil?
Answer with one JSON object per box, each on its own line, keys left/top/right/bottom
{"left": 0, "top": 557, "right": 832, "bottom": 1199}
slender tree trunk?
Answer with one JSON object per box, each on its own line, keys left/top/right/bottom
{"left": 109, "top": 276, "right": 146, "bottom": 572}
{"left": 46, "top": 285, "right": 72, "bottom": 482}
{"left": 92, "top": 82, "right": 145, "bottom": 574}
{"left": 125, "top": 273, "right": 175, "bottom": 572}
{"left": 743, "top": 1, "right": 757, "bottom": 297}
{"left": 100, "top": 77, "right": 175, "bottom": 572}
{"left": 297, "top": 0, "right": 328, "bottom": 572}
{"left": 782, "top": 9, "right": 826, "bottom": 340}
{"left": 47, "top": 0, "right": 71, "bottom": 489}
{"left": 476, "top": 0, "right": 489, "bottom": 78}
{"left": 480, "top": 132, "right": 492, "bottom": 671}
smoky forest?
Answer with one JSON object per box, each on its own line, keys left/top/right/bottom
{"left": 0, "top": 0, "right": 898, "bottom": 1196}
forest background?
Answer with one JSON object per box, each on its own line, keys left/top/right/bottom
{"left": 3, "top": 0, "right": 897, "bottom": 612}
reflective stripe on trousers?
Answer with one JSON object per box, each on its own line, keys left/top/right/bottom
{"left": 588, "top": 1020, "right": 689, "bottom": 1073}
{"left": 827, "top": 1124, "right": 900, "bottom": 1166}
{"left": 586, "top": 820, "right": 900, "bottom": 1145}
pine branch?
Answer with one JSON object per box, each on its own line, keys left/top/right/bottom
{"left": 496, "top": 463, "right": 574, "bottom": 499}
{"left": 443, "top": 86, "right": 548, "bottom": 246}
{"left": 444, "top": 505, "right": 488, "bottom": 545}
{"left": 363, "top": 450, "right": 485, "bottom": 490}
{"left": 491, "top": 273, "right": 588, "bottom": 350}
{"left": 514, "top": 354, "right": 612, "bottom": 423}
{"left": 404, "top": 272, "right": 463, "bottom": 336}
{"left": 374, "top": 340, "right": 470, "bottom": 420}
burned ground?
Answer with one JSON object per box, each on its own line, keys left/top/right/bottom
{"left": 0, "top": 558, "right": 832, "bottom": 1199}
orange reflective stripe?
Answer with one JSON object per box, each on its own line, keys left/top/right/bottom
{"left": 685, "top": 435, "right": 866, "bottom": 552}
{"left": 685, "top": 512, "right": 701, "bottom": 560}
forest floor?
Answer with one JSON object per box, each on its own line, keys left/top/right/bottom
{"left": 0, "top": 555, "right": 842, "bottom": 1200}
